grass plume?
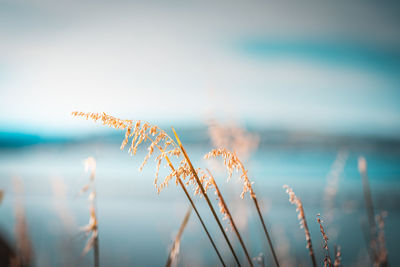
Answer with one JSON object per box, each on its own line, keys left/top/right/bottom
{"left": 166, "top": 206, "right": 192, "bottom": 267}
{"left": 172, "top": 129, "right": 242, "bottom": 267}
{"left": 205, "top": 148, "right": 280, "bottom": 267}
{"left": 283, "top": 185, "right": 316, "bottom": 267}
{"left": 317, "top": 214, "right": 332, "bottom": 267}
{"left": 73, "top": 111, "right": 226, "bottom": 266}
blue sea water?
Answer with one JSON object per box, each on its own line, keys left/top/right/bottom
{"left": 0, "top": 142, "right": 399, "bottom": 266}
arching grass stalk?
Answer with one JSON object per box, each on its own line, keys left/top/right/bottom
{"left": 72, "top": 112, "right": 225, "bottom": 266}
{"left": 164, "top": 155, "right": 226, "bottom": 267}
{"left": 204, "top": 148, "right": 280, "bottom": 267}
{"left": 206, "top": 169, "right": 253, "bottom": 267}
{"left": 172, "top": 128, "right": 242, "bottom": 267}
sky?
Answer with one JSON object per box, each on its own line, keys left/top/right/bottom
{"left": 0, "top": 1, "right": 400, "bottom": 137}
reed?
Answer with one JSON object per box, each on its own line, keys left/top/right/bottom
{"left": 166, "top": 206, "right": 192, "bottom": 267}
{"left": 206, "top": 169, "right": 253, "bottom": 267}
{"left": 358, "top": 157, "right": 388, "bottom": 267}
{"left": 79, "top": 157, "right": 99, "bottom": 267}
{"left": 172, "top": 129, "right": 242, "bottom": 267}
{"left": 204, "top": 148, "right": 280, "bottom": 267}
{"left": 317, "top": 214, "right": 332, "bottom": 267}
{"left": 72, "top": 111, "right": 226, "bottom": 266}
{"left": 283, "top": 185, "right": 316, "bottom": 267}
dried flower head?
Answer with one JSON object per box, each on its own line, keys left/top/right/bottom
{"left": 72, "top": 111, "right": 190, "bottom": 194}
{"left": 204, "top": 148, "right": 255, "bottom": 199}
{"left": 284, "top": 185, "right": 316, "bottom": 267}
{"left": 207, "top": 118, "right": 259, "bottom": 160}
{"left": 317, "top": 214, "right": 332, "bottom": 267}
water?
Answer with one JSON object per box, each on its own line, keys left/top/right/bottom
{"left": 0, "top": 142, "right": 399, "bottom": 266}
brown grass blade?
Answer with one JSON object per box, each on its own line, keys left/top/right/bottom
{"left": 207, "top": 169, "right": 253, "bottom": 267}
{"left": 172, "top": 128, "right": 242, "bottom": 267}
{"left": 73, "top": 112, "right": 228, "bottom": 265}
{"left": 204, "top": 148, "right": 280, "bottom": 267}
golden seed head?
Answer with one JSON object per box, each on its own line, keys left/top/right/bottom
{"left": 204, "top": 148, "right": 255, "bottom": 199}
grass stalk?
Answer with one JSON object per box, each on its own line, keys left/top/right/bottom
{"left": 207, "top": 169, "right": 254, "bottom": 267}
{"left": 154, "top": 139, "right": 227, "bottom": 267}
{"left": 252, "top": 196, "right": 280, "bottom": 267}
{"left": 235, "top": 157, "right": 280, "bottom": 267}
{"left": 358, "top": 157, "right": 376, "bottom": 238}
{"left": 172, "top": 128, "right": 242, "bottom": 267}
{"left": 204, "top": 148, "right": 280, "bottom": 267}
{"left": 284, "top": 185, "right": 316, "bottom": 267}
{"left": 166, "top": 206, "right": 192, "bottom": 267}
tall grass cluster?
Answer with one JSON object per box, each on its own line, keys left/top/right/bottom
{"left": 68, "top": 111, "right": 390, "bottom": 267}
{"left": 1, "top": 111, "right": 389, "bottom": 266}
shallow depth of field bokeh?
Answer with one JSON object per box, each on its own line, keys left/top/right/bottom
{"left": 0, "top": 1, "right": 400, "bottom": 267}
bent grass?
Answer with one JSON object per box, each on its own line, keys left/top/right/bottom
{"left": 71, "top": 111, "right": 391, "bottom": 267}
{"left": 205, "top": 148, "right": 280, "bottom": 267}
{"left": 206, "top": 169, "right": 253, "bottom": 267}
{"left": 72, "top": 112, "right": 227, "bottom": 266}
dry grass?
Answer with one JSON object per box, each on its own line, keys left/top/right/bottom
{"left": 207, "top": 118, "right": 259, "bottom": 160}
{"left": 72, "top": 111, "right": 227, "bottom": 266}
{"left": 206, "top": 169, "right": 253, "bottom": 267}
{"left": 317, "top": 214, "right": 332, "bottom": 267}
{"left": 205, "top": 148, "right": 280, "bottom": 267}
{"left": 283, "top": 185, "right": 316, "bottom": 267}
{"left": 358, "top": 156, "right": 388, "bottom": 267}
{"left": 166, "top": 206, "right": 192, "bottom": 267}
{"left": 70, "top": 111, "right": 393, "bottom": 267}
{"left": 172, "top": 128, "right": 241, "bottom": 266}
{"left": 79, "top": 157, "right": 99, "bottom": 267}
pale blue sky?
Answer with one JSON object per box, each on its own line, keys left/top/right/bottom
{"left": 0, "top": 1, "right": 399, "bottom": 137}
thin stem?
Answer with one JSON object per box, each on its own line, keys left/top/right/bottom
{"left": 172, "top": 128, "right": 242, "bottom": 267}
{"left": 166, "top": 206, "right": 192, "bottom": 267}
{"left": 252, "top": 197, "right": 281, "bottom": 267}
{"left": 155, "top": 140, "right": 226, "bottom": 267}
{"left": 207, "top": 169, "right": 254, "bottom": 267}
{"left": 359, "top": 158, "right": 377, "bottom": 238}
{"left": 94, "top": 237, "right": 99, "bottom": 267}
{"left": 234, "top": 156, "right": 280, "bottom": 267}
{"left": 299, "top": 206, "right": 317, "bottom": 267}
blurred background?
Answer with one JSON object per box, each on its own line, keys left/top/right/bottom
{"left": 0, "top": 1, "right": 399, "bottom": 266}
